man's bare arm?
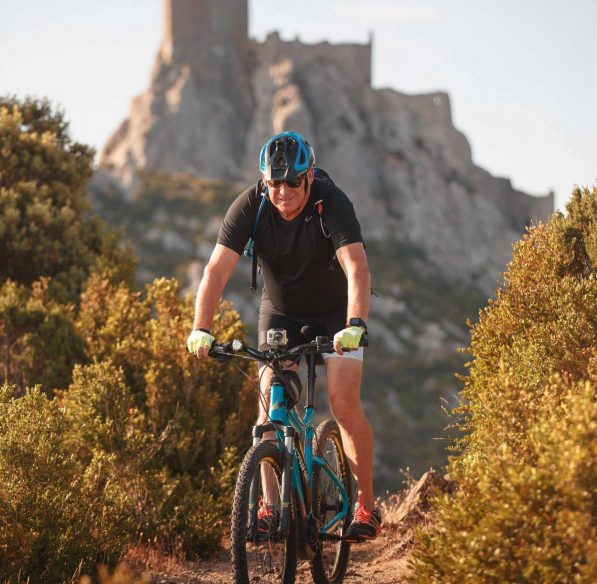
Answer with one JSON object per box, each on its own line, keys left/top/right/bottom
{"left": 193, "top": 243, "right": 240, "bottom": 331}
{"left": 335, "top": 242, "right": 371, "bottom": 323}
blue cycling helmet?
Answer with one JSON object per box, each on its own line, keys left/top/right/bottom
{"left": 259, "top": 131, "right": 315, "bottom": 184}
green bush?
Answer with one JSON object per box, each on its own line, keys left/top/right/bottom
{"left": 0, "top": 324, "right": 254, "bottom": 581}
{"left": 76, "top": 276, "right": 257, "bottom": 480}
{"left": 0, "top": 96, "right": 136, "bottom": 303}
{"left": 0, "top": 96, "right": 135, "bottom": 393}
{"left": 410, "top": 186, "right": 597, "bottom": 583}
{"left": 0, "top": 97, "right": 258, "bottom": 579}
{"left": 411, "top": 378, "right": 596, "bottom": 583}
{"left": 0, "top": 383, "right": 124, "bottom": 581}
{"left": 0, "top": 277, "right": 86, "bottom": 395}
{"left": 61, "top": 359, "right": 229, "bottom": 558}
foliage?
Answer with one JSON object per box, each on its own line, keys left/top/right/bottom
{"left": 457, "top": 186, "right": 596, "bottom": 472}
{"left": 410, "top": 186, "right": 597, "bottom": 583}
{"left": 76, "top": 275, "right": 257, "bottom": 479}
{"left": 0, "top": 383, "right": 128, "bottom": 582}
{"left": 411, "top": 378, "right": 596, "bottom": 583}
{"left": 0, "top": 96, "right": 135, "bottom": 392}
{"left": 75, "top": 276, "right": 257, "bottom": 555}
{"left": 0, "top": 287, "right": 257, "bottom": 581}
{"left": 0, "top": 96, "right": 136, "bottom": 303}
{"left": 0, "top": 98, "right": 258, "bottom": 579}
{"left": 0, "top": 277, "right": 86, "bottom": 393}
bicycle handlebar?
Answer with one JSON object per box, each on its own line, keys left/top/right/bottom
{"left": 207, "top": 332, "right": 368, "bottom": 365}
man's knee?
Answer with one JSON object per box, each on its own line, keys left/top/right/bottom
{"left": 329, "top": 390, "right": 363, "bottom": 426}
{"left": 327, "top": 374, "right": 361, "bottom": 424}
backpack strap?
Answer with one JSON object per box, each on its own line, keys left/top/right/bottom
{"left": 244, "top": 184, "right": 269, "bottom": 291}
{"left": 313, "top": 167, "right": 332, "bottom": 182}
{"left": 312, "top": 168, "right": 333, "bottom": 238}
{"left": 313, "top": 198, "right": 330, "bottom": 239}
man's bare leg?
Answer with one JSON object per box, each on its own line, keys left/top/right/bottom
{"left": 325, "top": 357, "right": 375, "bottom": 508}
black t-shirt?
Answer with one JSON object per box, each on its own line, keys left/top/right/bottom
{"left": 217, "top": 178, "right": 364, "bottom": 318}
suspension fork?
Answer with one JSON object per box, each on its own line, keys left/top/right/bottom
{"left": 247, "top": 424, "right": 265, "bottom": 541}
{"left": 278, "top": 426, "right": 295, "bottom": 538}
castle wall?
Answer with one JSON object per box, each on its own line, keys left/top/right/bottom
{"left": 259, "top": 32, "right": 372, "bottom": 88}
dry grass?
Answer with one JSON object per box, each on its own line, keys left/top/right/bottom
{"left": 377, "top": 490, "right": 408, "bottom": 528}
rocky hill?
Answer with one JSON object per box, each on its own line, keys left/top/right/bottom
{"left": 100, "top": 0, "right": 552, "bottom": 294}
{"left": 91, "top": 0, "right": 553, "bottom": 489}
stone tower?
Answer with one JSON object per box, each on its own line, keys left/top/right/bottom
{"left": 100, "top": 0, "right": 255, "bottom": 183}
{"left": 161, "top": 0, "right": 249, "bottom": 65}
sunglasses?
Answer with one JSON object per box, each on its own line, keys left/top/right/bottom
{"left": 266, "top": 175, "right": 305, "bottom": 189}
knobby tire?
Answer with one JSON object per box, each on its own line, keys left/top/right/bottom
{"left": 310, "top": 419, "right": 353, "bottom": 584}
{"left": 231, "top": 440, "right": 298, "bottom": 584}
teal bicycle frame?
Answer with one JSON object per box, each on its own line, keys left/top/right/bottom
{"left": 250, "top": 351, "right": 350, "bottom": 544}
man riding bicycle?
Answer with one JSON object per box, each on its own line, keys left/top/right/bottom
{"left": 187, "top": 132, "right": 381, "bottom": 542}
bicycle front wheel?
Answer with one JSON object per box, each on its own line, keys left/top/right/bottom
{"left": 231, "top": 440, "right": 298, "bottom": 584}
{"left": 310, "top": 420, "right": 352, "bottom": 584}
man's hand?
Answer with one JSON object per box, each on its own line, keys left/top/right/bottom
{"left": 187, "top": 329, "right": 215, "bottom": 359}
{"left": 333, "top": 326, "right": 364, "bottom": 356}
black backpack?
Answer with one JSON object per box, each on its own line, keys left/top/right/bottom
{"left": 244, "top": 168, "right": 333, "bottom": 291}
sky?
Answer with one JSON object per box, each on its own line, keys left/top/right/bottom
{"left": 1, "top": 0, "right": 595, "bottom": 210}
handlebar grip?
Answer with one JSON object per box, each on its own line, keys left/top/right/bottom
{"left": 207, "top": 342, "right": 222, "bottom": 358}
{"left": 359, "top": 332, "right": 369, "bottom": 348}
{"left": 208, "top": 343, "right": 234, "bottom": 362}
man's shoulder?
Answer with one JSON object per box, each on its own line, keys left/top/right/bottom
{"left": 312, "top": 177, "right": 353, "bottom": 208}
{"left": 237, "top": 181, "right": 262, "bottom": 203}
{"left": 228, "top": 182, "right": 263, "bottom": 214}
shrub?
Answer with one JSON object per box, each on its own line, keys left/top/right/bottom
{"left": 411, "top": 378, "right": 596, "bottom": 583}
{"left": 0, "top": 96, "right": 135, "bottom": 393}
{"left": 0, "top": 342, "right": 253, "bottom": 581}
{"left": 0, "top": 383, "right": 118, "bottom": 581}
{"left": 0, "top": 96, "right": 136, "bottom": 303}
{"left": 410, "top": 186, "right": 597, "bottom": 583}
{"left": 0, "top": 278, "right": 86, "bottom": 394}
{"left": 0, "top": 97, "right": 259, "bottom": 577}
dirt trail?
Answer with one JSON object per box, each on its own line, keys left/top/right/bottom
{"left": 142, "top": 472, "right": 452, "bottom": 584}
{"left": 148, "top": 527, "right": 412, "bottom": 584}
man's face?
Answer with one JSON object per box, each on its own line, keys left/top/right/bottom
{"left": 266, "top": 168, "right": 314, "bottom": 220}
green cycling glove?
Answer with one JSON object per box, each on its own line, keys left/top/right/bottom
{"left": 333, "top": 326, "right": 364, "bottom": 351}
{"left": 187, "top": 329, "right": 215, "bottom": 355}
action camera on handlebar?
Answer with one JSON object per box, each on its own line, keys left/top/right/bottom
{"left": 266, "top": 328, "right": 288, "bottom": 349}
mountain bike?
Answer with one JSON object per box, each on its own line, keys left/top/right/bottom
{"left": 208, "top": 328, "right": 367, "bottom": 584}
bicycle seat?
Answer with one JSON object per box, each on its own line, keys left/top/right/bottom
{"left": 273, "top": 370, "right": 303, "bottom": 408}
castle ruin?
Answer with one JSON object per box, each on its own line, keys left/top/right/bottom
{"left": 160, "top": 0, "right": 371, "bottom": 88}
